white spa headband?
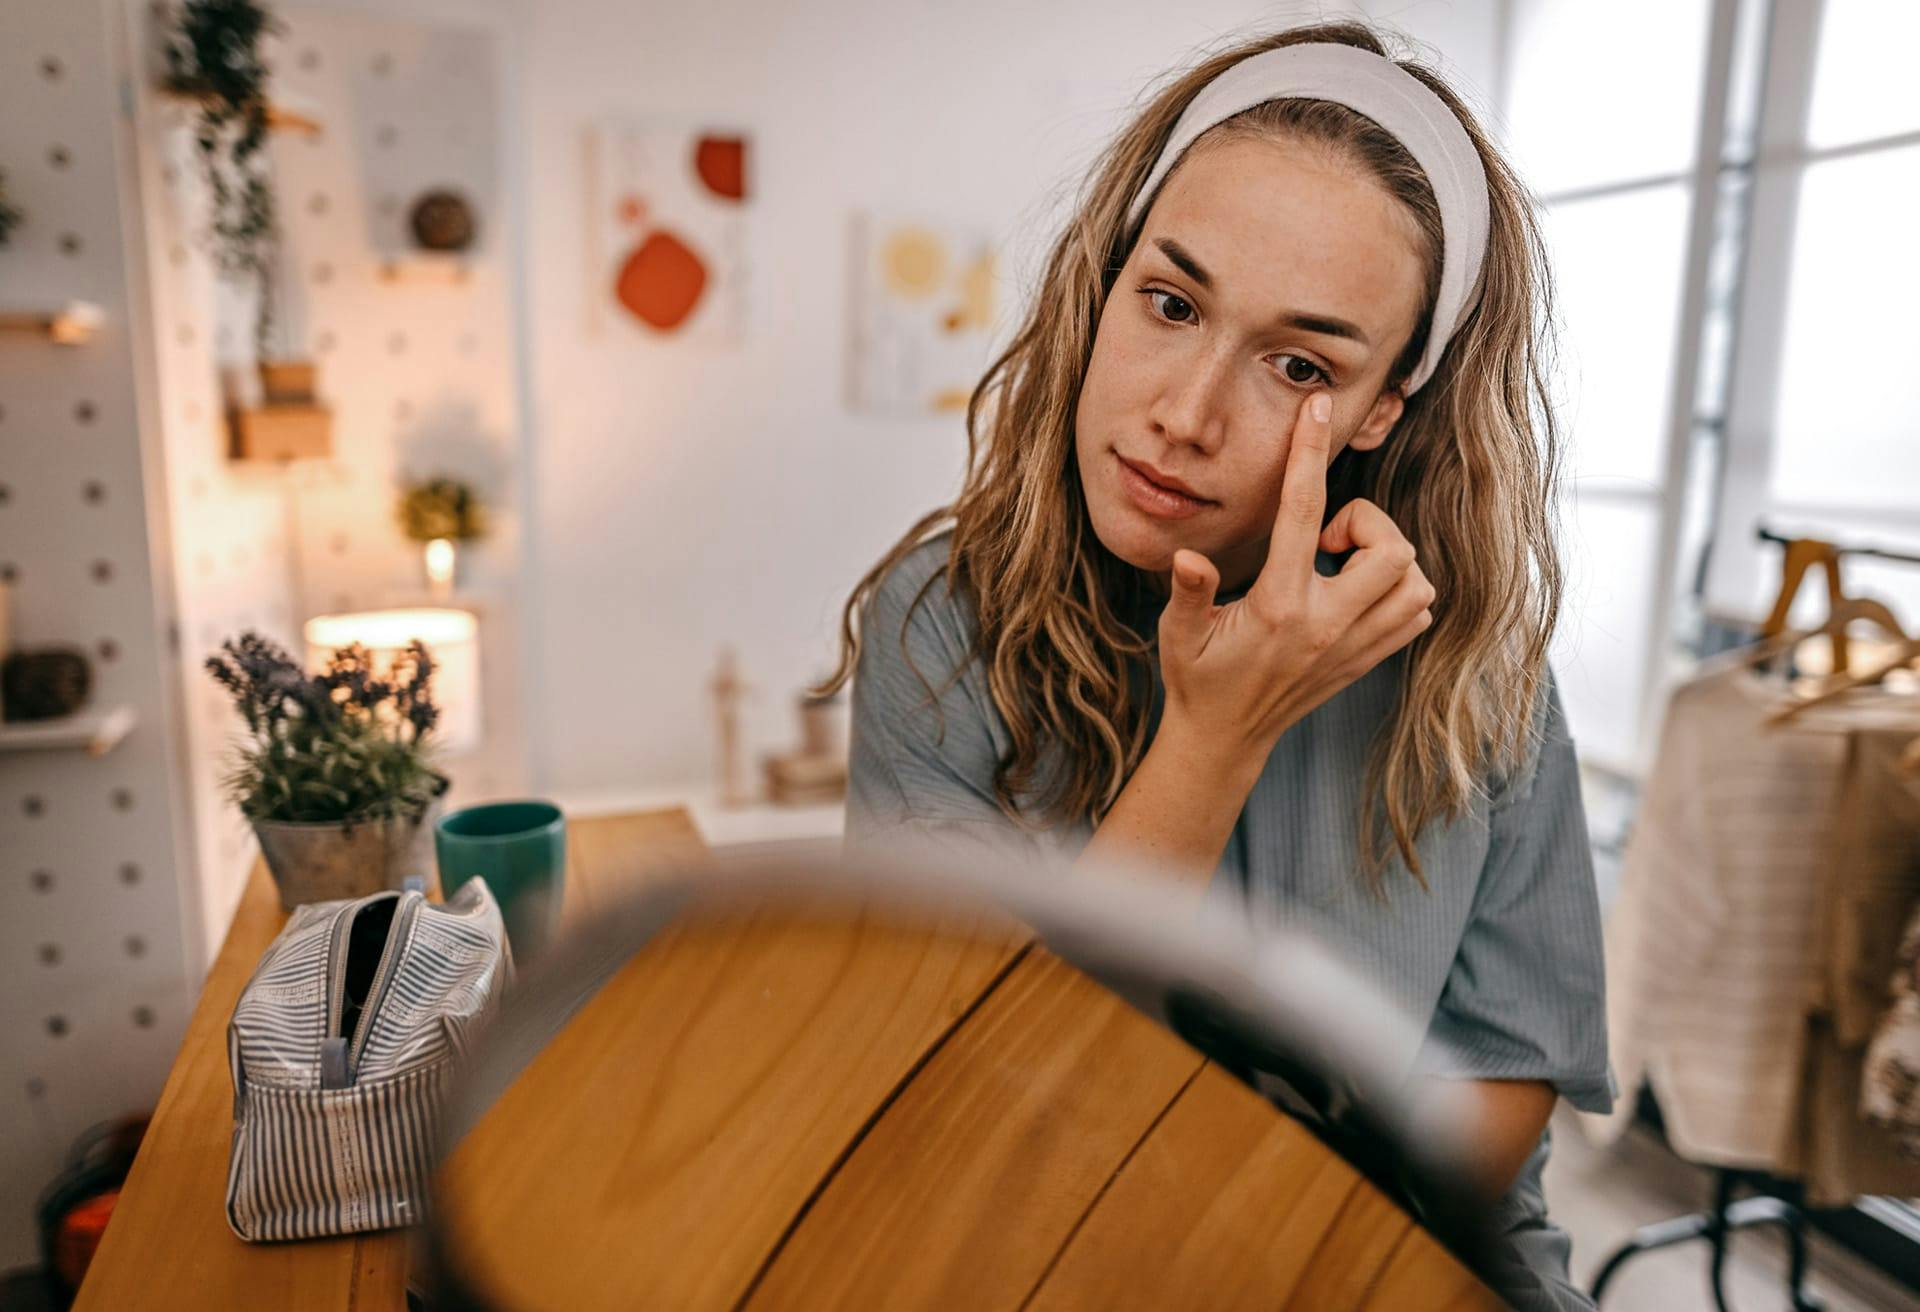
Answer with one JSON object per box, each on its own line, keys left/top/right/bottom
{"left": 1124, "top": 42, "right": 1491, "bottom": 396}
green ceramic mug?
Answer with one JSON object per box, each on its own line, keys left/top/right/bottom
{"left": 434, "top": 800, "right": 567, "bottom": 963}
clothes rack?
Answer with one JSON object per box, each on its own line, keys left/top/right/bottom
{"left": 1591, "top": 1161, "right": 1821, "bottom": 1311}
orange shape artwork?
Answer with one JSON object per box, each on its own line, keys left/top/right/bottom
{"left": 615, "top": 230, "right": 708, "bottom": 331}
{"left": 694, "top": 135, "right": 747, "bottom": 202}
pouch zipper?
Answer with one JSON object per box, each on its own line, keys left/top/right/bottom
{"left": 323, "top": 896, "right": 385, "bottom": 1045}
{"left": 321, "top": 890, "right": 420, "bottom": 1086}
{"left": 346, "top": 891, "right": 422, "bottom": 1080}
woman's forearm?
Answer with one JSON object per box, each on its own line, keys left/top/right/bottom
{"left": 1419, "top": 1077, "right": 1558, "bottom": 1200}
{"left": 1072, "top": 720, "right": 1559, "bottom": 1204}
{"left": 1070, "top": 716, "right": 1271, "bottom": 890}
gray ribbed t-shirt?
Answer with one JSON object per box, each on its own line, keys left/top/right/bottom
{"left": 842, "top": 528, "right": 1615, "bottom": 1310}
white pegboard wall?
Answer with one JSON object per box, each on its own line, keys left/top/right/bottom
{"left": 0, "top": 0, "right": 198, "bottom": 1273}
{"left": 132, "top": 0, "right": 311, "bottom": 961}
{"left": 123, "top": 0, "right": 532, "bottom": 956}
{"left": 257, "top": 5, "right": 528, "bottom": 810}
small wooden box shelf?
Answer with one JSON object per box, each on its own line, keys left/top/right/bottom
{"left": 228, "top": 404, "right": 333, "bottom": 462}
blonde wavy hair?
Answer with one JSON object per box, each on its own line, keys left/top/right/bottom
{"left": 812, "top": 18, "right": 1566, "bottom": 892}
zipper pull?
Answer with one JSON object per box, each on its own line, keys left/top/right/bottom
{"left": 320, "top": 1036, "right": 350, "bottom": 1090}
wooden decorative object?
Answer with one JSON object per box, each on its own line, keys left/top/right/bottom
{"left": 2, "top": 647, "right": 93, "bottom": 721}
{"left": 761, "top": 750, "right": 847, "bottom": 806}
{"left": 228, "top": 403, "right": 332, "bottom": 462}
{"left": 797, "top": 690, "right": 845, "bottom": 760}
{"left": 0, "top": 301, "right": 104, "bottom": 346}
{"left": 710, "top": 646, "right": 756, "bottom": 807}
{"left": 409, "top": 189, "right": 477, "bottom": 252}
{"left": 256, "top": 359, "right": 316, "bottom": 405}
{"left": 377, "top": 255, "right": 470, "bottom": 285}
{"left": 759, "top": 687, "right": 848, "bottom": 805}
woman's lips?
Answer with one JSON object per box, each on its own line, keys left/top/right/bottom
{"left": 1116, "top": 453, "right": 1212, "bottom": 520}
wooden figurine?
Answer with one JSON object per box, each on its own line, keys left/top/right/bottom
{"left": 761, "top": 687, "right": 849, "bottom": 807}
{"left": 711, "top": 645, "right": 757, "bottom": 807}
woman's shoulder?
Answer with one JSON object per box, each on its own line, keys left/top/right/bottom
{"left": 862, "top": 527, "right": 977, "bottom": 657}
{"left": 875, "top": 526, "right": 957, "bottom": 597}
{"left": 850, "top": 527, "right": 1015, "bottom": 780}
{"left": 1484, "top": 659, "right": 1573, "bottom": 812}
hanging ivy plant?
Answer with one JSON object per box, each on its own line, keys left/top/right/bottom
{"left": 0, "top": 169, "right": 22, "bottom": 246}
{"left": 164, "top": 0, "right": 283, "bottom": 357}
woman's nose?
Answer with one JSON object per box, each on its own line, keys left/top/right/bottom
{"left": 1148, "top": 349, "right": 1233, "bottom": 453}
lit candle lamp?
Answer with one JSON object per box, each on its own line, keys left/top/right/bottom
{"left": 303, "top": 607, "right": 481, "bottom": 752}
{"left": 424, "top": 537, "right": 458, "bottom": 598}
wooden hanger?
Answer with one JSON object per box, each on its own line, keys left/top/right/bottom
{"left": 1768, "top": 599, "right": 1918, "bottom": 724}
{"left": 1732, "top": 595, "right": 1903, "bottom": 676}
{"left": 1759, "top": 537, "right": 1852, "bottom": 673}
{"left": 1741, "top": 533, "right": 1916, "bottom": 723}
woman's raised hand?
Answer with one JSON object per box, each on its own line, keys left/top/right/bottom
{"left": 1157, "top": 390, "right": 1436, "bottom": 758}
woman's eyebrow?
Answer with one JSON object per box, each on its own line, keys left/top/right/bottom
{"left": 1152, "top": 236, "right": 1372, "bottom": 348}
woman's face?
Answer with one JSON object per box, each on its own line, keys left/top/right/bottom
{"left": 1075, "top": 132, "right": 1428, "bottom": 595}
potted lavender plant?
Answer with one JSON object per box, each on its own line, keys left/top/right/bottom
{"left": 206, "top": 631, "right": 451, "bottom": 909}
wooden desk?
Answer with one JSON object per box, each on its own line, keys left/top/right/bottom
{"left": 75, "top": 808, "right": 709, "bottom": 1311}
{"left": 79, "top": 809, "right": 1498, "bottom": 1310}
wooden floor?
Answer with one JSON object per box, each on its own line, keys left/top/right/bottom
{"left": 1544, "top": 1106, "right": 1917, "bottom": 1310}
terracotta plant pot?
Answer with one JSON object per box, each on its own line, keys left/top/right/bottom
{"left": 252, "top": 800, "right": 443, "bottom": 910}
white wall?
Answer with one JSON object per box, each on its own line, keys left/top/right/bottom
{"left": 511, "top": 0, "right": 1500, "bottom": 800}
{"left": 130, "top": 2, "right": 303, "bottom": 967}
{"left": 0, "top": 0, "right": 199, "bottom": 1270}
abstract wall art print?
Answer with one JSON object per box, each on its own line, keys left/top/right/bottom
{"left": 588, "top": 119, "right": 750, "bottom": 344}
{"left": 846, "top": 213, "right": 998, "bottom": 416}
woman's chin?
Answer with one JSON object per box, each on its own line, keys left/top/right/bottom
{"left": 1090, "top": 505, "right": 1194, "bottom": 572}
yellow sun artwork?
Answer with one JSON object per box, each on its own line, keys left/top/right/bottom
{"left": 849, "top": 213, "right": 1000, "bottom": 416}
{"left": 881, "top": 227, "right": 948, "bottom": 300}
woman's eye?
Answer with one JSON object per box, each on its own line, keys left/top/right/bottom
{"left": 1140, "top": 289, "right": 1330, "bottom": 387}
{"left": 1275, "top": 354, "right": 1331, "bottom": 387}
{"left": 1141, "top": 288, "right": 1195, "bottom": 324}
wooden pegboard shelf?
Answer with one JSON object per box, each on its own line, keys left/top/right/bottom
{"left": 158, "top": 84, "right": 323, "bottom": 137}
{"left": 378, "top": 253, "right": 471, "bottom": 284}
{"left": 0, "top": 704, "right": 136, "bottom": 757}
{"left": 0, "top": 300, "right": 104, "bottom": 345}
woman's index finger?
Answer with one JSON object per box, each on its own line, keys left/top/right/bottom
{"left": 1254, "top": 390, "right": 1333, "bottom": 602}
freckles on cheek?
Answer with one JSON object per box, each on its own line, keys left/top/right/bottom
{"left": 1250, "top": 464, "right": 1289, "bottom": 523}
{"left": 1101, "top": 309, "right": 1157, "bottom": 367}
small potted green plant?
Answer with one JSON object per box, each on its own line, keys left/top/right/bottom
{"left": 206, "top": 631, "right": 451, "bottom": 909}
{"left": 397, "top": 476, "right": 487, "bottom": 599}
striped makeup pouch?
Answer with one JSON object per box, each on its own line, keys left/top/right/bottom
{"left": 224, "top": 878, "right": 513, "bottom": 1241}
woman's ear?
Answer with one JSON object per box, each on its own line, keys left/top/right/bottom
{"left": 1345, "top": 386, "right": 1406, "bottom": 453}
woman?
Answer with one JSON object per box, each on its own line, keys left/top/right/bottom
{"left": 814, "top": 18, "right": 1613, "bottom": 1309}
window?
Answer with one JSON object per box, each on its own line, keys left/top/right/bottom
{"left": 1498, "top": 0, "right": 1718, "bottom": 775}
